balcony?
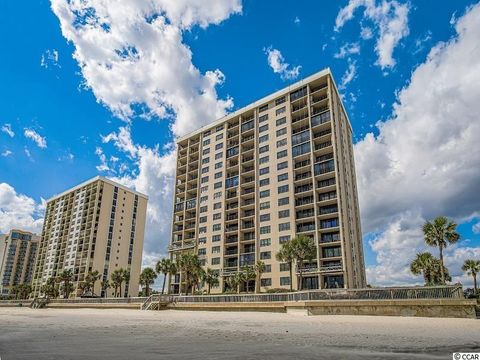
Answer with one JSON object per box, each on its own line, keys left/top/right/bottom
{"left": 168, "top": 240, "right": 196, "bottom": 252}
{"left": 295, "top": 195, "right": 314, "bottom": 207}
{"left": 297, "top": 222, "right": 316, "bottom": 233}
{"left": 311, "top": 110, "right": 330, "bottom": 127}
{"left": 225, "top": 248, "right": 238, "bottom": 256}
{"left": 239, "top": 253, "right": 255, "bottom": 267}
{"left": 294, "top": 184, "right": 313, "bottom": 194}
{"left": 225, "top": 236, "right": 238, "bottom": 244}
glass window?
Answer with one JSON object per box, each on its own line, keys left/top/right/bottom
{"left": 276, "top": 128, "right": 287, "bottom": 137}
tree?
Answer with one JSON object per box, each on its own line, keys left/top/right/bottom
{"left": 410, "top": 252, "right": 436, "bottom": 285}
{"left": 122, "top": 269, "right": 131, "bottom": 297}
{"left": 41, "top": 277, "right": 59, "bottom": 299}
{"left": 17, "top": 284, "right": 32, "bottom": 300}
{"left": 202, "top": 268, "right": 219, "bottom": 295}
{"left": 156, "top": 258, "right": 177, "bottom": 295}
{"left": 140, "top": 267, "right": 157, "bottom": 297}
{"left": 423, "top": 216, "right": 460, "bottom": 284}
{"left": 254, "top": 261, "right": 266, "bottom": 293}
{"left": 225, "top": 272, "right": 244, "bottom": 294}
{"left": 111, "top": 269, "right": 124, "bottom": 297}
{"left": 462, "top": 259, "right": 480, "bottom": 295}
{"left": 57, "top": 269, "right": 74, "bottom": 298}
{"left": 276, "top": 242, "right": 295, "bottom": 291}
{"left": 10, "top": 285, "right": 19, "bottom": 299}
{"left": 101, "top": 279, "right": 111, "bottom": 298}
{"left": 243, "top": 266, "right": 256, "bottom": 293}
{"left": 176, "top": 253, "right": 202, "bottom": 295}
{"left": 80, "top": 270, "right": 101, "bottom": 296}
{"left": 290, "top": 236, "right": 317, "bottom": 290}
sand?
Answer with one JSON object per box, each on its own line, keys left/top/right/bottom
{"left": 0, "top": 308, "right": 478, "bottom": 359}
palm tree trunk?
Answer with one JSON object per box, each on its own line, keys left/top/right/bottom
{"left": 474, "top": 273, "right": 478, "bottom": 295}
{"left": 439, "top": 245, "right": 445, "bottom": 284}
{"left": 207, "top": 283, "right": 210, "bottom": 294}
{"left": 289, "top": 262, "right": 293, "bottom": 292}
{"left": 161, "top": 272, "right": 166, "bottom": 295}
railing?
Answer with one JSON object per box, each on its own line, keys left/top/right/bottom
{"left": 141, "top": 295, "right": 175, "bottom": 310}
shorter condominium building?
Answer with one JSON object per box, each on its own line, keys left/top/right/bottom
{"left": 0, "top": 229, "right": 39, "bottom": 296}
{"left": 32, "top": 176, "right": 148, "bottom": 298}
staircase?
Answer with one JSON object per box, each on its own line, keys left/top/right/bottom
{"left": 141, "top": 294, "right": 174, "bottom": 310}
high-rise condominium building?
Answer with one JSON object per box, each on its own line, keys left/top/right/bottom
{"left": 0, "top": 229, "right": 39, "bottom": 296}
{"left": 32, "top": 176, "right": 148, "bottom": 298}
{"left": 169, "top": 68, "right": 366, "bottom": 293}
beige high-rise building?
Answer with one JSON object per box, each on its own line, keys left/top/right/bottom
{"left": 32, "top": 176, "right": 148, "bottom": 298}
{"left": 169, "top": 68, "right": 366, "bottom": 293}
{"left": 0, "top": 229, "right": 39, "bottom": 296}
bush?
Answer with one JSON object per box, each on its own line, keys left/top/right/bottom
{"left": 266, "top": 288, "right": 295, "bottom": 293}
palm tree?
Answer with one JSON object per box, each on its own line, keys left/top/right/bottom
{"left": 122, "top": 269, "right": 130, "bottom": 297}
{"left": 202, "top": 268, "right": 219, "bottom": 294}
{"left": 139, "top": 267, "right": 157, "bottom": 297}
{"left": 176, "top": 253, "right": 202, "bottom": 295}
{"left": 276, "top": 242, "right": 295, "bottom": 291}
{"left": 41, "top": 277, "right": 59, "bottom": 299}
{"left": 243, "top": 266, "right": 256, "bottom": 293}
{"left": 225, "top": 272, "right": 244, "bottom": 294}
{"left": 110, "top": 269, "right": 124, "bottom": 297}
{"left": 57, "top": 269, "right": 74, "bottom": 298}
{"left": 254, "top": 261, "right": 266, "bottom": 293}
{"left": 100, "top": 279, "right": 111, "bottom": 298}
{"left": 81, "top": 270, "right": 101, "bottom": 295}
{"left": 18, "top": 284, "right": 32, "bottom": 299}
{"left": 156, "top": 258, "right": 177, "bottom": 294}
{"left": 290, "top": 235, "right": 317, "bottom": 290}
{"left": 423, "top": 216, "right": 460, "bottom": 284}
{"left": 410, "top": 252, "right": 436, "bottom": 284}
{"left": 462, "top": 259, "right": 480, "bottom": 294}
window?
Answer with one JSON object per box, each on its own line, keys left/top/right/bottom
{"left": 200, "top": 206, "right": 208, "bottom": 213}
{"left": 276, "top": 128, "right": 287, "bottom": 137}
{"left": 215, "top": 162, "right": 223, "bottom": 169}
{"left": 278, "top": 197, "right": 289, "bottom": 206}
{"left": 275, "top": 96, "right": 286, "bottom": 106}
{"left": 198, "top": 237, "right": 207, "bottom": 244}
{"left": 212, "top": 235, "right": 221, "bottom": 242}
{"left": 200, "top": 196, "right": 208, "bottom": 203}
{"left": 214, "top": 172, "right": 222, "bottom": 179}
{"left": 293, "top": 142, "right": 311, "bottom": 157}
{"left": 216, "top": 134, "right": 223, "bottom": 141}
{"left": 198, "top": 226, "right": 207, "bottom": 234}
{"left": 280, "top": 263, "right": 290, "bottom": 271}
{"left": 279, "top": 235, "right": 291, "bottom": 244}
{"left": 280, "top": 277, "right": 291, "bottom": 286}
{"left": 203, "top": 139, "right": 210, "bottom": 146}
{"left": 259, "top": 114, "right": 269, "bottom": 123}
{"left": 202, "top": 157, "right": 210, "bottom": 164}
{"left": 260, "top": 238, "right": 271, "bottom": 247}
{"left": 278, "top": 185, "right": 289, "bottom": 194}
{"left": 213, "top": 224, "right": 221, "bottom": 231}
{"left": 214, "top": 191, "right": 222, "bottom": 199}
{"left": 320, "top": 218, "right": 339, "bottom": 229}
{"left": 213, "top": 213, "right": 221, "bottom": 220}
{"left": 277, "top": 173, "right": 288, "bottom": 182}
{"left": 215, "top": 152, "right": 223, "bottom": 160}
{"left": 259, "top": 124, "right": 268, "bottom": 133}
{"left": 278, "top": 210, "right": 290, "bottom": 218}
{"left": 279, "top": 222, "right": 290, "bottom": 231}
{"left": 260, "top": 226, "right": 271, "bottom": 234}
{"left": 202, "top": 148, "right": 210, "bottom": 155}
{"left": 259, "top": 156, "right": 269, "bottom": 165}
{"left": 216, "top": 124, "right": 224, "bottom": 132}
{"left": 290, "top": 86, "right": 307, "bottom": 101}
{"left": 259, "top": 167, "right": 269, "bottom": 176}
{"left": 259, "top": 104, "right": 269, "bottom": 113}
{"left": 259, "top": 178, "right": 270, "bottom": 187}
{"left": 261, "top": 278, "right": 272, "bottom": 287}
{"left": 211, "top": 257, "right": 220, "bottom": 265}
{"left": 213, "top": 202, "right": 222, "bottom": 210}
{"left": 322, "top": 246, "right": 341, "bottom": 258}
{"left": 276, "top": 117, "right": 286, "bottom": 126}
{"left": 277, "top": 150, "right": 287, "bottom": 159}
{"left": 259, "top": 145, "right": 269, "bottom": 154}
{"left": 201, "top": 167, "right": 209, "bottom": 174}
{"left": 276, "top": 138, "right": 287, "bottom": 148}
{"left": 260, "top": 190, "right": 270, "bottom": 198}
{"left": 276, "top": 106, "right": 286, "bottom": 116}
{"left": 259, "top": 134, "right": 269, "bottom": 143}
{"left": 260, "top": 214, "right": 270, "bottom": 222}
{"left": 277, "top": 161, "right": 288, "bottom": 170}
{"left": 198, "top": 248, "right": 206, "bottom": 255}
{"left": 215, "top": 143, "right": 223, "bottom": 150}
{"left": 260, "top": 201, "right": 270, "bottom": 210}
{"left": 201, "top": 176, "right": 209, "bottom": 183}
{"left": 212, "top": 246, "right": 221, "bottom": 254}
{"left": 214, "top": 181, "right": 222, "bottom": 189}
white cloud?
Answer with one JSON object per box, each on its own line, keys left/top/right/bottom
{"left": 339, "top": 61, "right": 357, "bottom": 90}
{"left": 356, "top": 3, "right": 480, "bottom": 285}
{"left": 40, "top": 49, "right": 60, "bottom": 69}
{"left": 24, "top": 148, "right": 32, "bottom": 159}
{"left": 264, "top": 47, "right": 301, "bottom": 81}
{"left": 24, "top": 129, "right": 47, "bottom": 149}
{"left": 335, "top": 0, "right": 410, "bottom": 69}
{"left": 1, "top": 124, "right": 14, "bottom": 138}
{"left": 334, "top": 42, "right": 360, "bottom": 59}
{"left": 473, "top": 221, "right": 480, "bottom": 234}
{"left": 0, "top": 183, "right": 44, "bottom": 234}
{"left": 95, "top": 146, "right": 111, "bottom": 172}
{"left": 50, "top": 0, "right": 240, "bottom": 137}
{"left": 360, "top": 25, "right": 373, "bottom": 39}
{"left": 294, "top": 16, "right": 300, "bottom": 25}
{"left": 1, "top": 150, "right": 13, "bottom": 157}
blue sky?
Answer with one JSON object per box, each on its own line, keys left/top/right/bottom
{"left": 1, "top": 0, "right": 479, "bottom": 287}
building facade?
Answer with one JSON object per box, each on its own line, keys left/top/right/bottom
{"left": 0, "top": 229, "right": 39, "bottom": 296}
{"left": 32, "top": 176, "right": 148, "bottom": 298}
{"left": 169, "top": 69, "right": 366, "bottom": 293}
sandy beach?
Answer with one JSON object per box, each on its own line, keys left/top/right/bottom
{"left": 0, "top": 308, "right": 478, "bottom": 359}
